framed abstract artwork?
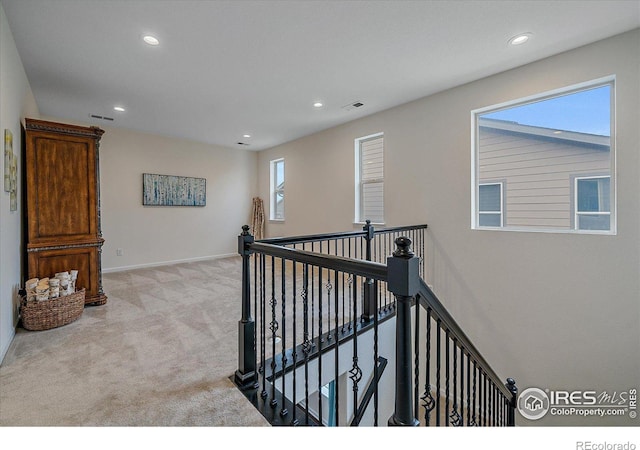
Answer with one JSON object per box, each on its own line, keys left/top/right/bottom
{"left": 142, "top": 173, "right": 206, "bottom": 206}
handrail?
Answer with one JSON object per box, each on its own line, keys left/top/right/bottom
{"left": 257, "top": 223, "right": 428, "bottom": 246}
{"left": 249, "top": 242, "right": 388, "bottom": 281}
{"left": 416, "top": 278, "right": 511, "bottom": 399}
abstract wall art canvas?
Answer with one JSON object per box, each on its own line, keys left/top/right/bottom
{"left": 142, "top": 173, "right": 206, "bottom": 206}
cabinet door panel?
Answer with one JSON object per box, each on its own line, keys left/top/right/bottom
{"left": 28, "top": 246, "right": 102, "bottom": 304}
{"left": 27, "top": 134, "right": 97, "bottom": 244}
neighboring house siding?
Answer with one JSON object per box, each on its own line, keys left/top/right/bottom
{"left": 478, "top": 127, "right": 610, "bottom": 229}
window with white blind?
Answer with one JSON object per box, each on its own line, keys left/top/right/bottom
{"left": 355, "top": 133, "right": 384, "bottom": 224}
{"left": 270, "top": 158, "right": 284, "bottom": 221}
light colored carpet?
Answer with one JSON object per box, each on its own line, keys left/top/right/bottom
{"left": 0, "top": 257, "right": 269, "bottom": 426}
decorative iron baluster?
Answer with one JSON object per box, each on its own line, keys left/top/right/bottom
{"left": 280, "top": 258, "right": 288, "bottom": 417}
{"left": 269, "top": 256, "right": 278, "bottom": 407}
{"left": 450, "top": 341, "right": 462, "bottom": 426}
{"left": 470, "top": 361, "right": 477, "bottom": 426}
{"left": 260, "top": 254, "right": 267, "bottom": 399}
{"left": 436, "top": 319, "right": 441, "bottom": 426}
{"left": 373, "top": 279, "right": 379, "bottom": 426}
{"left": 326, "top": 276, "right": 332, "bottom": 342}
{"left": 421, "top": 308, "right": 435, "bottom": 426}
{"left": 301, "top": 264, "right": 311, "bottom": 425}
{"left": 347, "top": 276, "right": 354, "bottom": 331}
{"left": 291, "top": 262, "right": 298, "bottom": 425}
{"left": 333, "top": 269, "right": 340, "bottom": 426}
{"left": 445, "top": 330, "right": 451, "bottom": 426}
{"left": 414, "top": 300, "right": 420, "bottom": 422}
{"left": 350, "top": 272, "right": 362, "bottom": 423}
{"left": 317, "top": 265, "right": 323, "bottom": 423}
{"left": 467, "top": 352, "right": 472, "bottom": 426}
{"left": 459, "top": 346, "right": 465, "bottom": 427}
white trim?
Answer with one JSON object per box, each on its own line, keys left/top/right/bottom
{"left": 103, "top": 253, "right": 238, "bottom": 273}
{"left": 0, "top": 327, "right": 16, "bottom": 365}
{"left": 355, "top": 132, "right": 384, "bottom": 223}
{"left": 269, "top": 157, "right": 285, "bottom": 221}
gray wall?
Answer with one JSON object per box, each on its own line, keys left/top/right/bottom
{"left": 257, "top": 29, "right": 640, "bottom": 425}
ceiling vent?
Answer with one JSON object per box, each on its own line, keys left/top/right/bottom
{"left": 341, "top": 101, "right": 364, "bottom": 112}
{"left": 89, "top": 114, "right": 114, "bottom": 121}
{"left": 237, "top": 142, "right": 250, "bottom": 146}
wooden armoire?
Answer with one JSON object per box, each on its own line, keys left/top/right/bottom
{"left": 24, "top": 118, "right": 107, "bottom": 305}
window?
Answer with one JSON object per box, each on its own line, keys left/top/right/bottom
{"left": 270, "top": 158, "right": 284, "bottom": 221}
{"left": 575, "top": 176, "right": 610, "bottom": 231}
{"left": 478, "top": 182, "right": 503, "bottom": 227}
{"left": 355, "top": 133, "right": 384, "bottom": 224}
{"left": 472, "top": 76, "right": 615, "bottom": 234}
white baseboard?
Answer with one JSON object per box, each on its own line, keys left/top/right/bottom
{"left": 0, "top": 327, "right": 16, "bottom": 366}
{"left": 103, "top": 253, "right": 238, "bottom": 273}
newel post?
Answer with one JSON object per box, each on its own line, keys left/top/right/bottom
{"left": 387, "top": 236, "right": 420, "bottom": 426}
{"left": 506, "top": 378, "right": 518, "bottom": 426}
{"left": 235, "top": 225, "right": 257, "bottom": 388}
{"left": 362, "top": 220, "right": 376, "bottom": 322}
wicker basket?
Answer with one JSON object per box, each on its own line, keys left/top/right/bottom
{"left": 21, "top": 289, "right": 85, "bottom": 331}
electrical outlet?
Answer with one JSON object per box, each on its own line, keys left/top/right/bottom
{"left": 116, "top": 248, "right": 123, "bottom": 256}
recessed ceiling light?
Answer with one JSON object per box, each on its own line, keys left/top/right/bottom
{"left": 243, "top": 134, "right": 251, "bottom": 138}
{"left": 143, "top": 35, "right": 160, "bottom": 46}
{"left": 509, "top": 33, "right": 531, "bottom": 46}
{"left": 113, "top": 106, "right": 125, "bottom": 112}
{"left": 313, "top": 102, "right": 323, "bottom": 108}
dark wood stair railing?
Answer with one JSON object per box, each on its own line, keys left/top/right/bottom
{"left": 233, "top": 223, "right": 517, "bottom": 426}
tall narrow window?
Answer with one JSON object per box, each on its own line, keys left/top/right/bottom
{"left": 270, "top": 158, "right": 285, "bottom": 221}
{"left": 575, "top": 176, "right": 610, "bottom": 230}
{"left": 478, "top": 182, "right": 503, "bottom": 227}
{"left": 472, "top": 76, "right": 615, "bottom": 234}
{"left": 355, "top": 133, "right": 384, "bottom": 224}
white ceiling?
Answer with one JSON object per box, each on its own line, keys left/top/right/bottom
{"left": 2, "top": 0, "right": 639, "bottom": 151}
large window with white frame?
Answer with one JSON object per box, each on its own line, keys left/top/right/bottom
{"left": 471, "top": 76, "right": 615, "bottom": 234}
{"left": 270, "top": 158, "right": 285, "bottom": 221}
{"left": 355, "top": 133, "right": 384, "bottom": 224}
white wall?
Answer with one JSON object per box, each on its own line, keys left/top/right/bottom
{"left": 93, "top": 125, "right": 258, "bottom": 271}
{"left": 0, "top": 3, "right": 39, "bottom": 363}
{"left": 257, "top": 29, "right": 640, "bottom": 425}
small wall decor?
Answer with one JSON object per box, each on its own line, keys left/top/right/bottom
{"left": 143, "top": 173, "right": 206, "bottom": 206}
{"left": 4, "top": 129, "right": 17, "bottom": 211}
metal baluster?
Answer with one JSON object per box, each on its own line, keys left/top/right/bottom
{"left": 318, "top": 266, "right": 323, "bottom": 423}
{"left": 302, "top": 264, "right": 310, "bottom": 425}
{"left": 341, "top": 240, "right": 346, "bottom": 333}
{"left": 373, "top": 279, "right": 379, "bottom": 426}
{"left": 350, "top": 272, "right": 362, "bottom": 425}
{"left": 333, "top": 269, "right": 340, "bottom": 426}
{"left": 280, "top": 258, "right": 288, "bottom": 417}
{"left": 466, "top": 353, "right": 471, "bottom": 426}
{"left": 414, "top": 299, "right": 420, "bottom": 423}
{"left": 483, "top": 373, "right": 487, "bottom": 426}
{"left": 260, "top": 254, "right": 267, "bottom": 399}
{"left": 291, "top": 262, "right": 298, "bottom": 425}
{"left": 269, "top": 256, "right": 278, "bottom": 407}
{"left": 421, "top": 308, "right": 435, "bottom": 426}
{"left": 436, "top": 319, "right": 441, "bottom": 426}
{"left": 450, "top": 341, "right": 461, "bottom": 426}
{"left": 470, "top": 361, "right": 477, "bottom": 426}
{"left": 459, "top": 347, "right": 465, "bottom": 426}
{"left": 445, "top": 330, "right": 450, "bottom": 426}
